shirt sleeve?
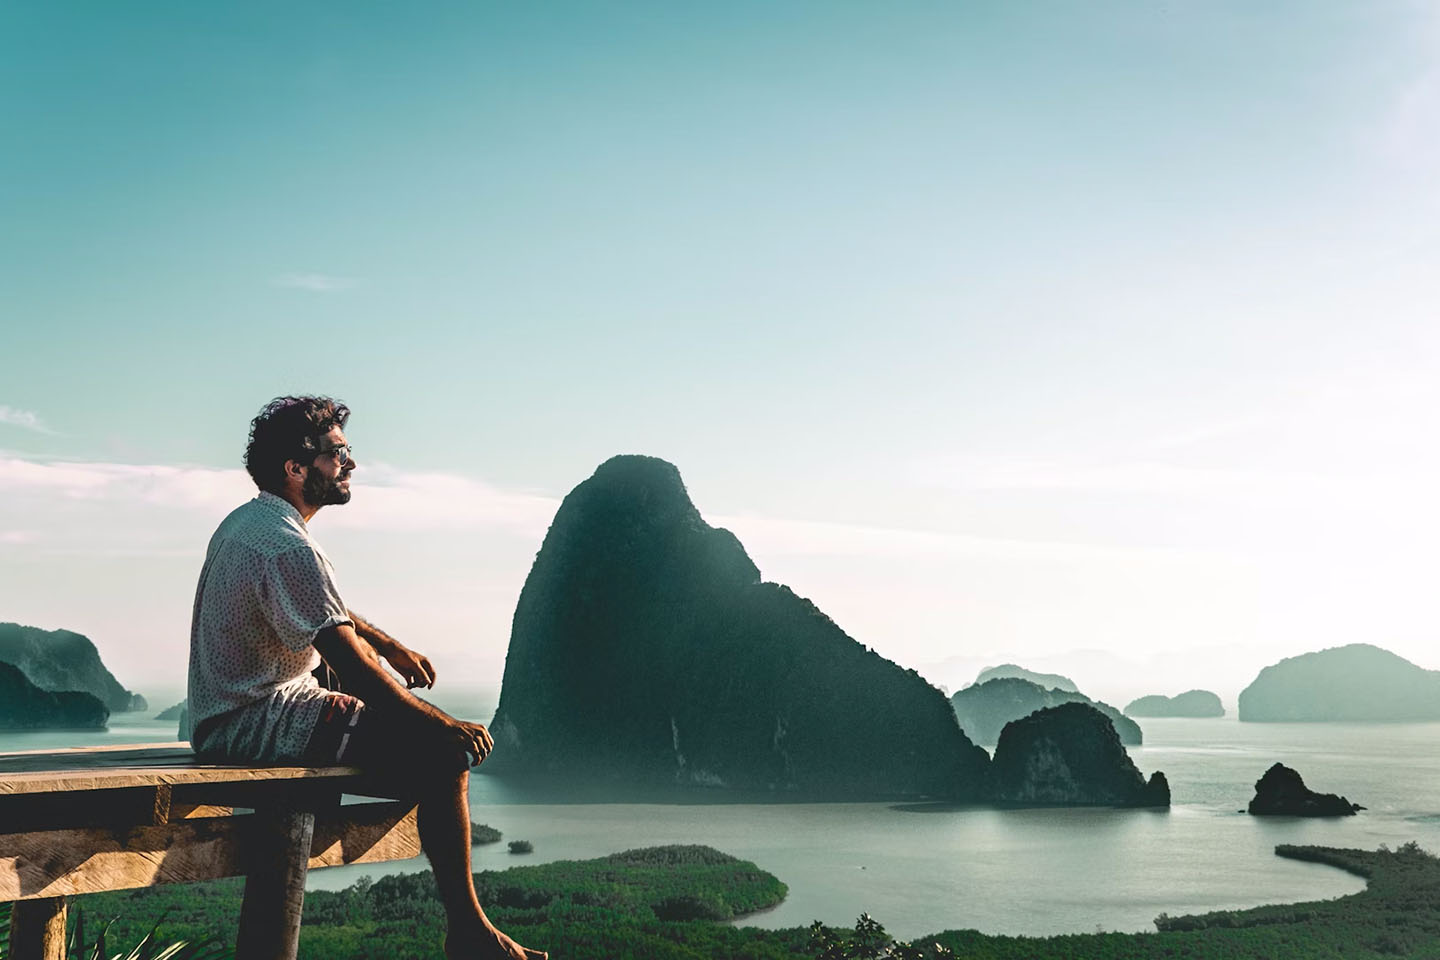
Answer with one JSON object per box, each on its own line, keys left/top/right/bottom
{"left": 257, "top": 545, "right": 353, "bottom": 653}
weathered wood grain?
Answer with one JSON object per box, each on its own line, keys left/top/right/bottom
{"left": 0, "top": 801, "right": 420, "bottom": 900}
{"left": 9, "top": 896, "right": 66, "bottom": 960}
{"left": 0, "top": 743, "right": 367, "bottom": 797}
{"left": 236, "top": 808, "right": 315, "bottom": 960}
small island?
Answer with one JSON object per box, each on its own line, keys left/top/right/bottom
{"left": 508, "top": 840, "right": 534, "bottom": 855}
{"left": 989, "top": 702, "right": 1169, "bottom": 807}
{"left": 1248, "top": 763, "right": 1363, "bottom": 817}
{"left": 471, "top": 823, "right": 502, "bottom": 845}
{"left": 1124, "top": 690, "right": 1224, "bottom": 718}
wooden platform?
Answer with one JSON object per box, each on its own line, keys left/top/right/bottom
{"left": 0, "top": 742, "right": 422, "bottom": 960}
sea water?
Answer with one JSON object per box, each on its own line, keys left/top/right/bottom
{"left": 5, "top": 691, "right": 1436, "bottom": 939}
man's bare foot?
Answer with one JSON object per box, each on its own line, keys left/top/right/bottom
{"left": 445, "top": 926, "right": 548, "bottom": 960}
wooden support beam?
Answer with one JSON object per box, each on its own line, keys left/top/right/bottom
{"left": 235, "top": 808, "right": 314, "bottom": 960}
{"left": 0, "top": 802, "right": 418, "bottom": 901}
{"left": 9, "top": 896, "right": 66, "bottom": 960}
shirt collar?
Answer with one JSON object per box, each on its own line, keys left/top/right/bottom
{"left": 256, "top": 490, "right": 305, "bottom": 526}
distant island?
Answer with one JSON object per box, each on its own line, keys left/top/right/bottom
{"left": 0, "top": 622, "right": 147, "bottom": 713}
{"left": 950, "top": 676, "right": 1142, "bottom": 745}
{"left": 989, "top": 702, "right": 1168, "bottom": 807}
{"left": 1238, "top": 643, "right": 1440, "bottom": 722}
{"left": 156, "top": 699, "right": 189, "bottom": 739}
{"left": 0, "top": 660, "right": 108, "bottom": 730}
{"left": 1125, "top": 690, "right": 1224, "bottom": 718}
{"left": 973, "top": 663, "right": 1078, "bottom": 693}
{"left": 486, "top": 455, "right": 991, "bottom": 800}
{"left": 1248, "top": 763, "right": 1363, "bottom": 817}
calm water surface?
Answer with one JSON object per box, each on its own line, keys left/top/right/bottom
{"left": 6, "top": 691, "right": 1437, "bottom": 939}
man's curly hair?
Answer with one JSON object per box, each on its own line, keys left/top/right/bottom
{"left": 244, "top": 396, "right": 351, "bottom": 494}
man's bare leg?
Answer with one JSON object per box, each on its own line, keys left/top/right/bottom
{"left": 418, "top": 768, "right": 547, "bottom": 960}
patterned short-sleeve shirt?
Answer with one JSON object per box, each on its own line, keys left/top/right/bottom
{"left": 187, "top": 491, "right": 352, "bottom": 761}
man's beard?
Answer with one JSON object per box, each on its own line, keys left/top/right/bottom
{"left": 302, "top": 469, "right": 351, "bottom": 507}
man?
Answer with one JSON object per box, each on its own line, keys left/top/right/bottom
{"left": 187, "top": 396, "right": 545, "bottom": 960}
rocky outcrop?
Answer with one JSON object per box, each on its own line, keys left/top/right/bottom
{"left": 1248, "top": 763, "right": 1362, "bottom": 816}
{"left": 974, "top": 664, "right": 1078, "bottom": 692}
{"left": 0, "top": 622, "right": 146, "bottom": 712}
{"left": 1125, "top": 690, "right": 1224, "bottom": 718}
{"left": 988, "top": 703, "right": 1168, "bottom": 807}
{"left": 1239, "top": 644, "right": 1440, "bottom": 722}
{"left": 950, "top": 677, "right": 1142, "bottom": 745}
{"left": 0, "top": 661, "right": 108, "bottom": 730}
{"left": 487, "top": 455, "right": 991, "bottom": 800}
{"left": 156, "top": 699, "right": 189, "bottom": 739}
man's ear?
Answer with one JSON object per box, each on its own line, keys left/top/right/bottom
{"left": 284, "top": 458, "right": 307, "bottom": 483}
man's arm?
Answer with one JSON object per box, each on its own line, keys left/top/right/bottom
{"left": 349, "top": 610, "right": 436, "bottom": 689}
{"left": 313, "top": 622, "right": 490, "bottom": 764}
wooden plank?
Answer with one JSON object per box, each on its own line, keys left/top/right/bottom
{"left": 0, "top": 802, "right": 420, "bottom": 901}
{"left": 236, "top": 808, "right": 314, "bottom": 960}
{"left": 309, "top": 802, "right": 420, "bottom": 867}
{"left": 0, "top": 741, "right": 193, "bottom": 760}
{"left": 0, "top": 742, "right": 369, "bottom": 797}
{"left": 0, "top": 763, "right": 367, "bottom": 797}
{"left": 9, "top": 896, "right": 66, "bottom": 960}
{"left": 170, "top": 803, "right": 233, "bottom": 820}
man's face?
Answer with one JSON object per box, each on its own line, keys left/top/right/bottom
{"left": 301, "top": 425, "right": 356, "bottom": 507}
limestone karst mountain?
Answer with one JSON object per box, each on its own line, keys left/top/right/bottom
{"left": 1239, "top": 644, "right": 1440, "bottom": 722}
{"left": 989, "top": 702, "right": 1169, "bottom": 807}
{"left": 0, "top": 622, "right": 146, "bottom": 713}
{"left": 1248, "top": 763, "right": 1363, "bottom": 816}
{"left": 950, "top": 677, "right": 1142, "bottom": 746}
{"left": 1124, "top": 690, "right": 1224, "bottom": 718}
{"left": 974, "top": 664, "right": 1078, "bottom": 693}
{"left": 0, "top": 660, "right": 108, "bottom": 730}
{"left": 487, "top": 455, "right": 990, "bottom": 799}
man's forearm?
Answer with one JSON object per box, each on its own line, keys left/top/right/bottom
{"left": 317, "top": 623, "right": 449, "bottom": 729}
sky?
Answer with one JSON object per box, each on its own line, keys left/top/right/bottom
{"left": 3, "top": 1, "right": 1439, "bottom": 709}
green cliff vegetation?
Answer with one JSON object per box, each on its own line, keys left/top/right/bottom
{"left": 59, "top": 843, "right": 1440, "bottom": 960}
{"left": 488, "top": 455, "right": 989, "bottom": 800}
{"left": 0, "top": 660, "right": 108, "bottom": 731}
{"left": 0, "top": 622, "right": 146, "bottom": 713}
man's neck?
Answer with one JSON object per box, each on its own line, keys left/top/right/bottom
{"left": 274, "top": 489, "right": 320, "bottom": 524}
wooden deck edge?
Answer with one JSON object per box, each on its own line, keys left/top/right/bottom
{"left": 0, "top": 800, "right": 419, "bottom": 901}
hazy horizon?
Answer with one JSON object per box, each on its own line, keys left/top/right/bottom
{"left": 4, "top": 1, "right": 1438, "bottom": 706}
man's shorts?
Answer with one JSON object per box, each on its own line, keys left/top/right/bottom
{"left": 300, "top": 691, "right": 471, "bottom": 777}
{"left": 301, "top": 691, "right": 366, "bottom": 765}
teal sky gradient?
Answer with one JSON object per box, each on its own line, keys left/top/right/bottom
{"left": 3, "top": 2, "right": 1439, "bottom": 701}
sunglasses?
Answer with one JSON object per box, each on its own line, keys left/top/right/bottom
{"left": 313, "top": 444, "right": 354, "bottom": 467}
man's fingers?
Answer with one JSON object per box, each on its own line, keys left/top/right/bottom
{"left": 420, "top": 656, "right": 436, "bottom": 688}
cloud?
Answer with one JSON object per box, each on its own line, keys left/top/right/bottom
{"left": 0, "top": 454, "right": 559, "bottom": 556}
{"left": 705, "top": 511, "right": 1163, "bottom": 564}
{"left": 0, "top": 406, "right": 55, "bottom": 434}
{"left": 273, "top": 273, "right": 356, "bottom": 293}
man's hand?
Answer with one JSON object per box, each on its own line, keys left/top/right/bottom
{"left": 440, "top": 718, "right": 494, "bottom": 767}
{"left": 381, "top": 642, "right": 436, "bottom": 689}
